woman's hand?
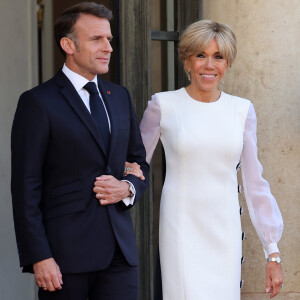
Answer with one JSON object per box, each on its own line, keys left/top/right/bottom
{"left": 124, "top": 162, "right": 145, "bottom": 180}
{"left": 265, "top": 253, "right": 284, "bottom": 298}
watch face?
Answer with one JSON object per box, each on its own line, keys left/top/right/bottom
{"left": 268, "top": 257, "right": 281, "bottom": 263}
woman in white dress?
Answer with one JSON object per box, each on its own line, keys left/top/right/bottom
{"left": 126, "top": 20, "right": 284, "bottom": 299}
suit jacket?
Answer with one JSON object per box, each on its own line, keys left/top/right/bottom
{"left": 11, "top": 70, "right": 149, "bottom": 273}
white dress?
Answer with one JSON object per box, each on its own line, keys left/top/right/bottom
{"left": 140, "top": 88, "right": 283, "bottom": 300}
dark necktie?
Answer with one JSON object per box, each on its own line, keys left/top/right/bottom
{"left": 84, "top": 82, "right": 110, "bottom": 153}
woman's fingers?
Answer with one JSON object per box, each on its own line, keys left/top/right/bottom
{"left": 124, "top": 162, "right": 145, "bottom": 180}
{"left": 266, "top": 261, "right": 283, "bottom": 298}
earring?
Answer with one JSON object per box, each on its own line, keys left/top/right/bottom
{"left": 222, "top": 74, "right": 226, "bottom": 84}
{"left": 187, "top": 71, "right": 191, "bottom": 81}
{"left": 222, "top": 72, "right": 227, "bottom": 84}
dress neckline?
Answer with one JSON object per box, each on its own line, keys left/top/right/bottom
{"left": 182, "top": 87, "right": 224, "bottom": 105}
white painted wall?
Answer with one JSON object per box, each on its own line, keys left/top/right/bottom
{"left": 0, "top": 0, "right": 38, "bottom": 298}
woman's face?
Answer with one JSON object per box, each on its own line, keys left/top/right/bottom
{"left": 185, "top": 38, "right": 228, "bottom": 93}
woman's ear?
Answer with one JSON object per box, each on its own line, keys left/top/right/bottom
{"left": 227, "top": 59, "right": 232, "bottom": 69}
{"left": 60, "top": 37, "right": 75, "bottom": 55}
{"left": 184, "top": 60, "right": 190, "bottom": 71}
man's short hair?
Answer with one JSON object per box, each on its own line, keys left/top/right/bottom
{"left": 54, "top": 2, "right": 113, "bottom": 57}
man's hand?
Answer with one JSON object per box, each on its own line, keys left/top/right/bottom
{"left": 33, "top": 258, "right": 63, "bottom": 292}
{"left": 94, "top": 175, "right": 130, "bottom": 205}
{"left": 265, "top": 253, "right": 284, "bottom": 298}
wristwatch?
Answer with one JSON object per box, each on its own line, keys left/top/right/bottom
{"left": 267, "top": 256, "right": 281, "bottom": 263}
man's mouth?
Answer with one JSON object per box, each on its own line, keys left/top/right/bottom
{"left": 97, "top": 57, "right": 110, "bottom": 62}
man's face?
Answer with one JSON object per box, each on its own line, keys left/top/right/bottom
{"left": 67, "top": 14, "right": 113, "bottom": 80}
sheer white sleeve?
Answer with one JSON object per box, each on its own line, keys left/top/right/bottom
{"left": 140, "top": 95, "right": 161, "bottom": 164}
{"left": 241, "top": 103, "right": 283, "bottom": 257}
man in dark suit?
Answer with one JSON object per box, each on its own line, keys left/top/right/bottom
{"left": 11, "top": 2, "right": 148, "bottom": 299}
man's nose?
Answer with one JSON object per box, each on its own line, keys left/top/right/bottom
{"left": 104, "top": 38, "right": 113, "bottom": 53}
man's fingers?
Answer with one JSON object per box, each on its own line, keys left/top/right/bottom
{"left": 93, "top": 185, "right": 105, "bottom": 194}
{"left": 35, "top": 279, "right": 42, "bottom": 288}
{"left": 51, "top": 274, "right": 63, "bottom": 290}
{"left": 96, "top": 175, "right": 112, "bottom": 181}
{"left": 96, "top": 193, "right": 107, "bottom": 202}
{"left": 38, "top": 281, "right": 46, "bottom": 289}
{"left": 56, "top": 265, "right": 63, "bottom": 285}
{"left": 33, "top": 258, "right": 63, "bottom": 292}
{"left": 99, "top": 194, "right": 115, "bottom": 205}
{"left": 99, "top": 198, "right": 116, "bottom": 205}
{"left": 99, "top": 199, "right": 109, "bottom": 205}
{"left": 41, "top": 275, "right": 62, "bottom": 292}
{"left": 94, "top": 178, "right": 112, "bottom": 188}
{"left": 45, "top": 280, "right": 56, "bottom": 292}
{"left": 94, "top": 176, "right": 130, "bottom": 204}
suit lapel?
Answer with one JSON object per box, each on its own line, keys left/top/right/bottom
{"left": 97, "top": 77, "right": 119, "bottom": 162}
{"left": 54, "top": 70, "right": 107, "bottom": 157}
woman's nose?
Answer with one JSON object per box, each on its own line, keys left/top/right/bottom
{"left": 205, "top": 57, "right": 214, "bottom": 68}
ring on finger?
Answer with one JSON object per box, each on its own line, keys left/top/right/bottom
{"left": 98, "top": 193, "right": 103, "bottom": 199}
{"left": 280, "top": 283, "right": 284, "bottom": 288}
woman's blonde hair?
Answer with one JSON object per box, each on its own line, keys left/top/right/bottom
{"left": 178, "top": 20, "right": 237, "bottom": 66}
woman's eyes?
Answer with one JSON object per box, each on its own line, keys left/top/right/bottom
{"left": 215, "top": 55, "right": 224, "bottom": 59}
{"left": 196, "top": 54, "right": 224, "bottom": 59}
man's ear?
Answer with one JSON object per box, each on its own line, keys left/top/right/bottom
{"left": 60, "top": 37, "right": 75, "bottom": 55}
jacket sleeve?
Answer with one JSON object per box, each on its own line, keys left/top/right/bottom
{"left": 11, "top": 91, "right": 53, "bottom": 268}
{"left": 122, "top": 88, "right": 149, "bottom": 205}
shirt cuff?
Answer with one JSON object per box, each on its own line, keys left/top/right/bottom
{"left": 121, "top": 180, "right": 136, "bottom": 206}
{"left": 264, "top": 242, "right": 280, "bottom": 258}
